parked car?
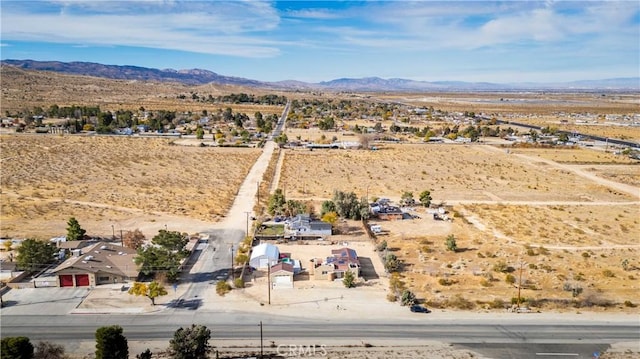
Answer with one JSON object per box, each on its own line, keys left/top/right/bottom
{"left": 410, "top": 304, "right": 431, "bottom": 313}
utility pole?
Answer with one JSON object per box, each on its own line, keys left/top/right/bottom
{"left": 259, "top": 321, "right": 263, "bottom": 359}
{"left": 244, "top": 211, "right": 251, "bottom": 237}
{"left": 111, "top": 224, "right": 115, "bottom": 240}
{"left": 120, "top": 229, "right": 123, "bottom": 247}
{"left": 517, "top": 260, "right": 525, "bottom": 310}
{"left": 257, "top": 181, "right": 260, "bottom": 203}
{"left": 267, "top": 263, "right": 271, "bottom": 305}
{"left": 230, "top": 243, "right": 234, "bottom": 280}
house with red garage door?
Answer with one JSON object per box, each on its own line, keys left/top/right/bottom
{"left": 52, "top": 242, "right": 139, "bottom": 287}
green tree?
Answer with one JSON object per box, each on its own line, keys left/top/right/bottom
{"left": 16, "top": 239, "right": 56, "bottom": 272}
{"left": 134, "top": 246, "right": 184, "bottom": 282}
{"left": 1, "top": 336, "right": 34, "bottom": 359}
{"left": 419, "top": 190, "right": 432, "bottom": 208}
{"left": 152, "top": 230, "right": 188, "bottom": 252}
{"left": 400, "top": 191, "right": 414, "bottom": 206}
{"left": 66, "top": 217, "right": 86, "bottom": 241}
{"left": 169, "top": 325, "right": 212, "bottom": 359}
{"left": 342, "top": 270, "right": 356, "bottom": 288}
{"left": 376, "top": 240, "right": 388, "bottom": 252}
{"left": 267, "top": 188, "right": 286, "bottom": 216}
{"left": 400, "top": 289, "right": 416, "bottom": 306}
{"left": 384, "top": 253, "right": 400, "bottom": 272}
{"left": 320, "top": 200, "right": 337, "bottom": 216}
{"left": 95, "top": 325, "right": 128, "bottom": 359}
{"left": 128, "top": 281, "right": 167, "bottom": 305}
{"left": 332, "top": 191, "right": 366, "bottom": 220}
{"left": 195, "top": 126, "right": 204, "bottom": 139}
{"left": 445, "top": 234, "right": 457, "bottom": 252}
{"left": 34, "top": 341, "right": 67, "bottom": 359}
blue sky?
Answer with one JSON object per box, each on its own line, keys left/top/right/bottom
{"left": 1, "top": 1, "right": 639, "bottom": 83}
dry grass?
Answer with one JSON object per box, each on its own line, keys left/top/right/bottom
{"left": 278, "top": 139, "right": 639, "bottom": 312}
{"left": 0, "top": 134, "right": 260, "bottom": 238}
{"left": 278, "top": 144, "right": 637, "bottom": 203}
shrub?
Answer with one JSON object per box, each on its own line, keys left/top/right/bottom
{"left": 526, "top": 248, "right": 536, "bottom": 256}
{"left": 493, "top": 260, "right": 509, "bottom": 273}
{"left": 342, "top": 270, "right": 356, "bottom": 288}
{"left": 216, "top": 281, "right": 231, "bottom": 296}
{"left": 400, "top": 289, "right": 416, "bottom": 306}
{"left": 438, "top": 278, "right": 453, "bottom": 286}
{"left": 488, "top": 298, "right": 506, "bottom": 309}
{"left": 233, "top": 278, "right": 245, "bottom": 289}
{"left": 386, "top": 293, "right": 398, "bottom": 302}
{"left": 376, "top": 240, "right": 388, "bottom": 252}
{"left": 624, "top": 300, "right": 636, "bottom": 308}
{"left": 1, "top": 337, "right": 34, "bottom": 359}
{"left": 445, "top": 235, "right": 457, "bottom": 252}
{"left": 447, "top": 295, "right": 475, "bottom": 310}
{"left": 480, "top": 278, "right": 492, "bottom": 287}
{"left": 528, "top": 263, "right": 538, "bottom": 270}
{"left": 511, "top": 297, "right": 528, "bottom": 305}
{"left": 505, "top": 274, "right": 516, "bottom": 284}
{"left": 169, "top": 325, "right": 212, "bottom": 359}
{"left": 35, "top": 341, "right": 67, "bottom": 359}
{"left": 602, "top": 269, "right": 615, "bottom": 278}
{"left": 581, "top": 252, "right": 590, "bottom": 258}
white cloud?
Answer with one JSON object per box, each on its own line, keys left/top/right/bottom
{"left": 1, "top": 0, "right": 283, "bottom": 57}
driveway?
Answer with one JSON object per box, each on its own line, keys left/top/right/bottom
{"left": 1, "top": 287, "right": 90, "bottom": 315}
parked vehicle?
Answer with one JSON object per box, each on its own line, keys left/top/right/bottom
{"left": 410, "top": 304, "right": 431, "bottom": 313}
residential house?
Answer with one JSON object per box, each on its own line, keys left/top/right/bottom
{"left": 312, "top": 247, "right": 360, "bottom": 280}
{"left": 269, "top": 262, "right": 294, "bottom": 289}
{"left": 51, "top": 242, "right": 138, "bottom": 287}
{"left": 285, "top": 214, "right": 332, "bottom": 239}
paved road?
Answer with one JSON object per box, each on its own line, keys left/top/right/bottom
{"left": 1, "top": 313, "right": 637, "bottom": 357}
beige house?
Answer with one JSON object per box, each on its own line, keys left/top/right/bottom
{"left": 269, "top": 262, "right": 294, "bottom": 289}
{"left": 312, "top": 247, "right": 360, "bottom": 280}
{"left": 51, "top": 242, "right": 138, "bottom": 287}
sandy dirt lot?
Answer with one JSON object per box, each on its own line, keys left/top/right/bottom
{"left": 0, "top": 135, "right": 261, "bottom": 239}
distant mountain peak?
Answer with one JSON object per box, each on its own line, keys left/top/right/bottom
{"left": 1, "top": 59, "right": 638, "bottom": 91}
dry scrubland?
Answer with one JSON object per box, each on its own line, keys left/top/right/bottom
{"left": 0, "top": 135, "right": 260, "bottom": 238}
{"left": 0, "top": 65, "right": 286, "bottom": 115}
{"left": 279, "top": 143, "right": 640, "bottom": 311}
{"left": 279, "top": 144, "right": 636, "bottom": 203}
{"left": 380, "top": 92, "right": 640, "bottom": 141}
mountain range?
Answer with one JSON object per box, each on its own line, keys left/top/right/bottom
{"left": 2, "top": 59, "right": 638, "bottom": 92}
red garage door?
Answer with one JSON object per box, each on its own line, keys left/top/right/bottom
{"left": 60, "top": 275, "right": 74, "bottom": 287}
{"left": 75, "top": 274, "right": 90, "bottom": 287}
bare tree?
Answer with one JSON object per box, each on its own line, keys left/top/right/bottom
{"left": 123, "top": 229, "right": 146, "bottom": 250}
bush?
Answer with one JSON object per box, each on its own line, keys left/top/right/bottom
{"left": 438, "top": 278, "right": 453, "bottom": 286}
{"left": 511, "top": 297, "right": 528, "bottom": 305}
{"left": 480, "top": 278, "right": 492, "bottom": 287}
{"left": 216, "top": 281, "right": 231, "bottom": 296}
{"left": 624, "top": 300, "right": 637, "bottom": 308}
{"left": 1, "top": 337, "right": 34, "bottom": 359}
{"left": 400, "top": 289, "right": 416, "bottom": 306}
{"left": 386, "top": 293, "right": 398, "bottom": 302}
{"left": 35, "top": 341, "right": 67, "bottom": 359}
{"left": 505, "top": 274, "right": 516, "bottom": 284}
{"left": 581, "top": 252, "right": 590, "bottom": 258}
{"left": 445, "top": 235, "right": 457, "bottom": 252}
{"left": 233, "top": 278, "right": 245, "bottom": 289}
{"left": 488, "top": 298, "right": 506, "bottom": 309}
{"left": 493, "top": 260, "right": 508, "bottom": 273}
{"left": 447, "top": 295, "right": 475, "bottom": 310}
{"left": 169, "top": 325, "right": 211, "bottom": 359}
{"left": 376, "top": 240, "right": 388, "bottom": 252}
{"left": 602, "top": 269, "right": 615, "bottom": 278}
{"left": 342, "top": 270, "right": 356, "bottom": 288}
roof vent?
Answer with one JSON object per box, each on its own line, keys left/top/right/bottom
{"left": 81, "top": 261, "right": 87, "bottom": 264}
{"left": 118, "top": 252, "right": 123, "bottom": 255}
{"left": 84, "top": 255, "right": 93, "bottom": 261}
{"left": 100, "top": 245, "right": 107, "bottom": 250}
{"left": 106, "top": 265, "right": 112, "bottom": 268}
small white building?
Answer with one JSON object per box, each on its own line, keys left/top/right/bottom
{"left": 249, "top": 243, "right": 280, "bottom": 269}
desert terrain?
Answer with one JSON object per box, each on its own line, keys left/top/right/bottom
{"left": 0, "top": 135, "right": 261, "bottom": 239}
{"left": 0, "top": 67, "right": 638, "bottom": 358}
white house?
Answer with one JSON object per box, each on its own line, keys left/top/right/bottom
{"left": 249, "top": 243, "right": 280, "bottom": 269}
